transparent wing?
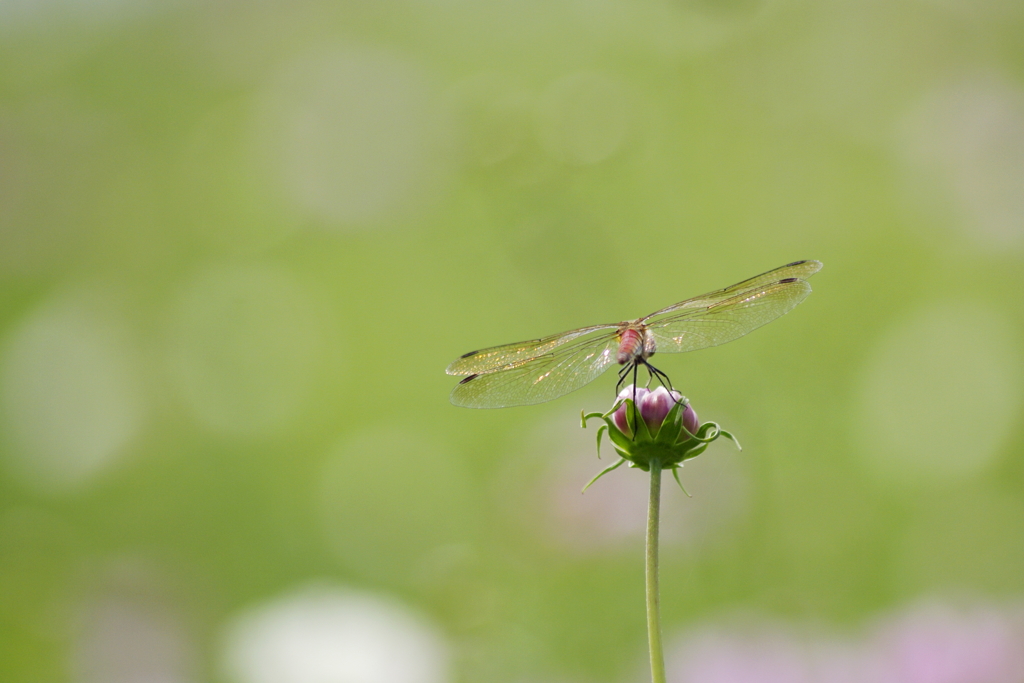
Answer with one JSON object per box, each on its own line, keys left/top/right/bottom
{"left": 647, "top": 278, "right": 813, "bottom": 354}
{"left": 446, "top": 324, "right": 618, "bottom": 376}
{"left": 449, "top": 334, "right": 620, "bottom": 408}
{"left": 640, "top": 260, "right": 822, "bottom": 321}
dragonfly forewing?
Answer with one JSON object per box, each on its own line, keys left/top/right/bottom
{"left": 446, "top": 324, "right": 619, "bottom": 376}
{"left": 640, "top": 260, "right": 822, "bottom": 321}
{"left": 449, "top": 334, "right": 621, "bottom": 408}
{"left": 647, "top": 278, "right": 813, "bottom": 354}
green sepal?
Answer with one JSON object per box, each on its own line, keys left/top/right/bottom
{"left": 719, "top": 429, "right": 742, "bottom": 450}
{"left": 654, "top": 396, "right": 688, "bottom": 445}
{"left": 595, "top": 424, "right": 607, "bottom": 458}
{"left": 622, "top": 398, "right": 654, "bottom": 443}
{"left": 677, "top": 406, "right": 697, "bottom": 443}
{"left": 686, "top": 421, "right": 727, "bottom": 444}
{"left": 604, "top": 400, "right": 638, "bottom": 452}
{"left": 605, "top": 424, "right": 634, "bottom": 454}
{"left": 671, "top": 466, "right": 692, "bottom": 497}
{"left": 679, "top": 441, "right": 708, "bottom": 462}
{"left": 582, "top": 457, "right": 626, "bottom": 493}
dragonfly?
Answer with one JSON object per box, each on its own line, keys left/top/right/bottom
{"left": 447, "top": 260, "right": 822, "bottom": 408}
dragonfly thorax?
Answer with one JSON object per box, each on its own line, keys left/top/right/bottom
{"left": 616, "top": 325, "right": 656, "bottom": 365}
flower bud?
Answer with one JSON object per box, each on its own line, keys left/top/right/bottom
{"left": 582, "top": 385, "right": 738, "bottom": 479}
{"left": 612, "top": 385, "right": 698, "bottom": 440}
{"left": 612, "top": 386, "right": 649, "bottom": 436}
{"left": 678, "top": 397, "right": 699, "bottom": 440}
{"left": 647, "top": 387, "right": 698, "bottom": 439}
{"left": 639, "top": 386, "right": 675, "bottom": 433}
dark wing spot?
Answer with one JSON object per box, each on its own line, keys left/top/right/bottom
{"left": 784, "top": 260, "right": 808, "bottom": 267}
{"left": 778, "top": 277, "right": 800, "bottom": 283}
{"left": 459, "top": 374, "right": 479, "bottom": 384}
{"left": 460, "top": 350, "right": 480, "bottom": 358}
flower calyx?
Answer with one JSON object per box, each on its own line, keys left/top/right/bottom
{"left": 580, "top": 385, "right": 741, "bottom": 493}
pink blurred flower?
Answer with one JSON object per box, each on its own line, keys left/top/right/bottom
{"left": 872, "top": 601, "right": 1024, "bottom": 683}
{"left": 660, "top": 599, "right": 1024, "bottom": 683}
{"left": 666, "top": 623, "right": 810, "bottom": 683}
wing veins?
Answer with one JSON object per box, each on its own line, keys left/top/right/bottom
{"left": 446, "top": 324, "right": 618, "bottom": 376}
{"left": 640, "top": 260, "right": 822, "bottom": 322}
{"left": 646, "top": 278, "right": 808, "bottom": 327}
{"left": 647, "top": 279, "right": 812, "bottom": 354}
{"left": 450, "top": 335, "right": 619, "bottom": 408}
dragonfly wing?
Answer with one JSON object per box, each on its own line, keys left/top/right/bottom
{"left": 648, "top": 278, "right": 813, "bottom": 354}
{"left": 446, "top": 325, "right": 619, "bottom": 376}
{"left": 641, "top": 260, "right": 822, "bottom": 321}
{"left": 449, "top": 334, "right": 620, "bottom": 408}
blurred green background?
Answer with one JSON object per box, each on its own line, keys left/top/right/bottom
{"left": 2, "top": 1, "right": 1023, "bottom": 682}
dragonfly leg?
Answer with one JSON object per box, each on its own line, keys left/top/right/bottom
{"left": 630, "top": 361, "right": 639, "bottom": 439}
{"left": 644, "top": 361, "right": 678, "bottom": 398}
{"left": 613, "top": 362, "right": 642, "bottom": 440}
{"left": 615, "top": 363, "right": 633, "bottom": 395}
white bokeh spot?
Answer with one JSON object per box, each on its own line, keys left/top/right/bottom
{"left": 898, "top": 73, "right": 1024, "bottom": 251}
{"left": 165, "top": 264, "right": 326, "bottom": 438}
{"left": 221, "top": 584, "right": 450, "bottom": 683}
{"left": 257, "top": 45, "right": 455, "bottom": 227}
{"left": 0, "top": 291, "right": 143, "bottom": 494}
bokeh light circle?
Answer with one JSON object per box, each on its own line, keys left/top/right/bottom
{"left": 855, "top": 301, "right": 1020, "bottom": 486}
{"left": 898, "top": 74, "right": 1024, "bottom": 251}
{"left": 221, "top": 584, "right": 450, "bottom": 683}
{"left": 165, "top": 264, "right": 326, "bottom": 438}
{"left": 257, "top": 45, "right": 456, "bottom": 228}
{"left": 0, "top": 291, "right": 143, "bottom": 494}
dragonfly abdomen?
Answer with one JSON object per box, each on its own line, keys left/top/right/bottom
{"left": 616, "top": 326, "right": 654, "bottom": 364}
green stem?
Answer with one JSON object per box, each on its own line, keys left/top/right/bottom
{"left": 646, "top": 459, "right": 667, "bottom": 683}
